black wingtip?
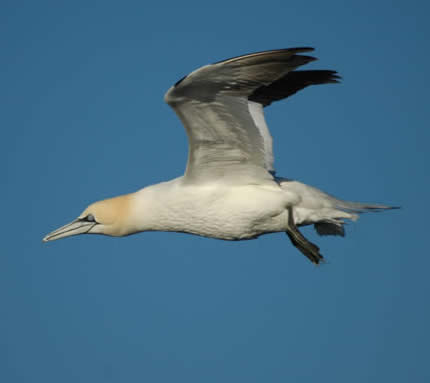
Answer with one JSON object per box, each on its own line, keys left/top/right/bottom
{"left": 325, "top": 71, "right": 342, "bottom": 83}
{"left": 250, "top": 69, "right": 342, "bottom": 107}
{"left": 287, "top": 47, "right": 315, "bottom": 53}
{"left": 300, "top": 55, "right": 318, "bottom": 64}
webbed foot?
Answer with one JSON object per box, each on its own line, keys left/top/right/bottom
{"left": 285, "top": 207, "right": 324, "bottom": 264}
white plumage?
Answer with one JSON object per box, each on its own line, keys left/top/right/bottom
{"left": 43, "top": 47, "right": 396, "bottom": 264}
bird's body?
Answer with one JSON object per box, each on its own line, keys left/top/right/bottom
{"left": 134, "top": 177, "right": 289, "bottom": 240}
{"left": 44, "top": 47, "right": 396, "bottom": 264}
{"left": 129, "top": 177, "right": 361, "bottom": 241}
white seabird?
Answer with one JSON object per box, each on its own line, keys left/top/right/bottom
{"left": 43, "top": 47, "right": 396, "bottom": 264}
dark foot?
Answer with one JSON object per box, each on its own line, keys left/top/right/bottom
{"left": 286, "top": 207, "right": 324, "bottom": 264}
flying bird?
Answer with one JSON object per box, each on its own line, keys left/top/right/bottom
{"left": 43, "top": 47, "right": 396, "bottom": 264}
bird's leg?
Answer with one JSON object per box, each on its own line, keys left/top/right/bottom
{"left": 285, "top": 207, "right": 324, "bottom": 264}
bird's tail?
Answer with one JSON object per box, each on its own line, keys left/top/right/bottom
{"left": 313, "top": 200, "right": 399, "bottom": 238}
{"left": 334, "top": 200, "right": 400, "bottom": 214}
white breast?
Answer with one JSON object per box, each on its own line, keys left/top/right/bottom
{"left": 136, "top": 179, "right": 291, "bottom": 240}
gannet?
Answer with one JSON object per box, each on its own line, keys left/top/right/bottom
{"left": 43, "top": 47, "right": 396, "bottom": 264}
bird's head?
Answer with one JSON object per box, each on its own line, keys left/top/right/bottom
{"left": 43, "top": 194, "right": 137, "bottom": 242}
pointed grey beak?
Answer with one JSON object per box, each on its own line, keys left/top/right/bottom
{"left": 43, "top": 219, "right": 96, "bottom": 242}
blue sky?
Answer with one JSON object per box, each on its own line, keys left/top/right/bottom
{"left": 2, "top": 1, "right": 429, "bottom": 382}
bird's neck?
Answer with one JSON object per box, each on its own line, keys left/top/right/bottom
{"left": 130, "top": 179, "right": 186, "bottom": 233}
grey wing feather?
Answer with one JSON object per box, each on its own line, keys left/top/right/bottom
{"left": 164, "top": 48, "right": 339, "bottom": 183}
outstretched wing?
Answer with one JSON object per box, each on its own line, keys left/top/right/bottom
{"left": 164, "top": 48, "right": 339, "bottom": 184}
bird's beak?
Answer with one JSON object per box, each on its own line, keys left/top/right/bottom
{"left": 43, "top": 219, "right": 96, "bottom": 242}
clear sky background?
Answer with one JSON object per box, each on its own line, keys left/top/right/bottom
{"left": 2, "top": 1, "right": 429, "bottom": 382}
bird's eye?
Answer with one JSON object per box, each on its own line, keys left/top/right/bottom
{"left": 85, "top": 214, "right": 96, "bottom": 222}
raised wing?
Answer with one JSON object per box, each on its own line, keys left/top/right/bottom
{"left": 164, "top": 48, "right": 339, "bottom": 184}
